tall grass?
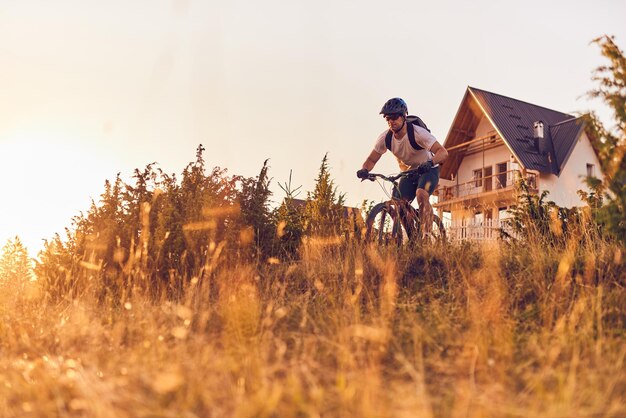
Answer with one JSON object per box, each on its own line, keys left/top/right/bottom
{"left": 1, "top": 226, "right": 624, "bottom": 417}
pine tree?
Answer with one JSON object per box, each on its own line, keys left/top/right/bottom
{"left": 238, "top": 159, "right": 275, "bottom": 259}
{"left": 304, "top": 154, "right": 346, "bottom": 236}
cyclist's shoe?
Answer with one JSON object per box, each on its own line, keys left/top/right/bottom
{"left": 419, "top": 227, "right": 444, "bottom": 244}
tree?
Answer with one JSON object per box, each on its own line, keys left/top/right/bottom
{"left": 0, "top": 236, "right": 32, "bottom": 292}
{"left": 238, "top": 159, "right": 275, "bottom": 260}
{"left": 303, "top": 154, "right": 346, "bottom": 236}
{"left": 585, "top": 35, "right": 626, "bottom": 245}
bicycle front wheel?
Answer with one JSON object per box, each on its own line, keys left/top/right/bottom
{"left": 365, "top": 201, "right": 416, "bottom": 245}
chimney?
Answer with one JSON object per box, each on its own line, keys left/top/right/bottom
{"left": 533, "top": 121, "right": 544, "bottom": 139}
{"left": 533, "top": 121, "right": 546, "bottom": 154}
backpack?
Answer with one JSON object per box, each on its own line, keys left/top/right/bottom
{"left": 385, "top": 115, "right": 431, "bottom": 151}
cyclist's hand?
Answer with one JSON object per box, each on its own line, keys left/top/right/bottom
{"left": 418, "top": 160, "right": 433, "bottom": 174}
{"left": 356, "top": 168, "right": 369, "bottom": 180}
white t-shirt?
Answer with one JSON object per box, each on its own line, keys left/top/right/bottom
{"left": 373, "top": 125, "right": 437, "bottom": 169}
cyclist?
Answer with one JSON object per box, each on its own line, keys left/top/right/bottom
{"left": 357, "top": 97, "right": 449, "bottom": 235}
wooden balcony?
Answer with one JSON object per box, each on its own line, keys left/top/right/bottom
{"left": 434, "top": 170, "right": 538, "bottom": 210}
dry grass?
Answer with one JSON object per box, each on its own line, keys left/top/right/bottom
{"left": 1, "top": 235, "right": 625, "bottom": 417}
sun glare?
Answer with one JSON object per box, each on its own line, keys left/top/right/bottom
{"left": 0, "top": 130, "right": 117, "bottom": 256}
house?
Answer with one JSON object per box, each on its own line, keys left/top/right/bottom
{"left": 434, "top": 87, "right": 604, "bottom": 241}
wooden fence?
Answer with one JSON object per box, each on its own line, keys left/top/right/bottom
{"left": 443, "top": 218, "right": 516, "bottom": 242}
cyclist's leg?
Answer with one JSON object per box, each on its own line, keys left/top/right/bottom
{"left": 416, "top": 189, "right": 432, "bottom": 236}
{"left": 416, "top": 166, "right": 440, "bottom": 235}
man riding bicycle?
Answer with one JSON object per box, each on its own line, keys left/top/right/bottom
{"left": 357, "top": 97, "right": 449, "bottom": 235}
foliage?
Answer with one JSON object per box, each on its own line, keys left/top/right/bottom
{"left": 584, "top": 35, "right": 626, "bottom": 246}
{"left": 0, "top": 236, "right": 32, "bottom": 292}
{"left": 275, "top": 170, "right": 305, "bottom": 259}
{"left": 303, "top": 153, "right": 346, "bottom": 237}
{"left": 237, "top": 159, "right": 275, "bottom": 259}
{"left": 34, "top": 148, "right": 357, "bottom": 299}
{"left": 35, "top": 230, "right": 85, "bottom": 300}
{"left": 502, "top": 178, "right": 556, "bottom": 243}
{"left": 35, "top": 145, "right": 267, "bottom": 299}
{"left": 502, "top": 179, "right": 591, "bottom": 246}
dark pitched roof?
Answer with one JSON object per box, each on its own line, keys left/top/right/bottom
{"left": 550, "top": 116, "right": 586, "bottom": 172}
{"left": 467, "top": 87, "right": 584, "bottom": 175}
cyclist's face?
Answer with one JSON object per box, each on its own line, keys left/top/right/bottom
{"left": 384, "top": 113, "right": 404, "bottom": 131}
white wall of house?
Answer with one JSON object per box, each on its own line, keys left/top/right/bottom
{"left": 539, "top": 132, "right": 604, "bottom": 208}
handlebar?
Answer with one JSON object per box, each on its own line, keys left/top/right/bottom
{"left": 363, "top": 167, "right": 424, "bottom": 183}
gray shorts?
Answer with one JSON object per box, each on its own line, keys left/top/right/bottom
{"left": 393, "top": 166, "right": 440, "bottom": 201}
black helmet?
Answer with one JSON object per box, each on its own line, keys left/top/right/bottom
{"left": 380, "top": 97, "right": 408, "bottom": 115}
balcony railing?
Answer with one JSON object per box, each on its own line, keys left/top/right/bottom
{"left": 436, "top": 170, "right": 537, "bottom": 203}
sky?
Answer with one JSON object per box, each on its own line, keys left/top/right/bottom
{"left": 1, "top": 0, "right": 625, "bottom": 256}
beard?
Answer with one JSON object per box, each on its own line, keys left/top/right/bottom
{"left": 391, "top": 120, "right": 405, "bottom": 133}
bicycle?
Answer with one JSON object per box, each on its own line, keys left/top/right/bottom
{"left": 362, "top": 168, "right": 446, "bottom": 245}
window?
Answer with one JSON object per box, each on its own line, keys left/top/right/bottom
{"left": 473, "top": 169, "right": 483, "bottom": 188}
{"left": 483, "top": 166, "right": 493, "bottom": 191}
{"left": 586, "top": 163, "right": 595, "bottom": 177}
{"left": 526, "top": 172, "right": 537, "bottom": 189}
{"left": 496, "top": 162, "right": 508, "bottom": 188}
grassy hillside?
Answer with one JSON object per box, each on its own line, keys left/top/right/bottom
{"left": 1, "top": 233, "right": 624, "bottom": 417}
{"left": 2, "top": 33, "right": 624, "bottom": 418}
